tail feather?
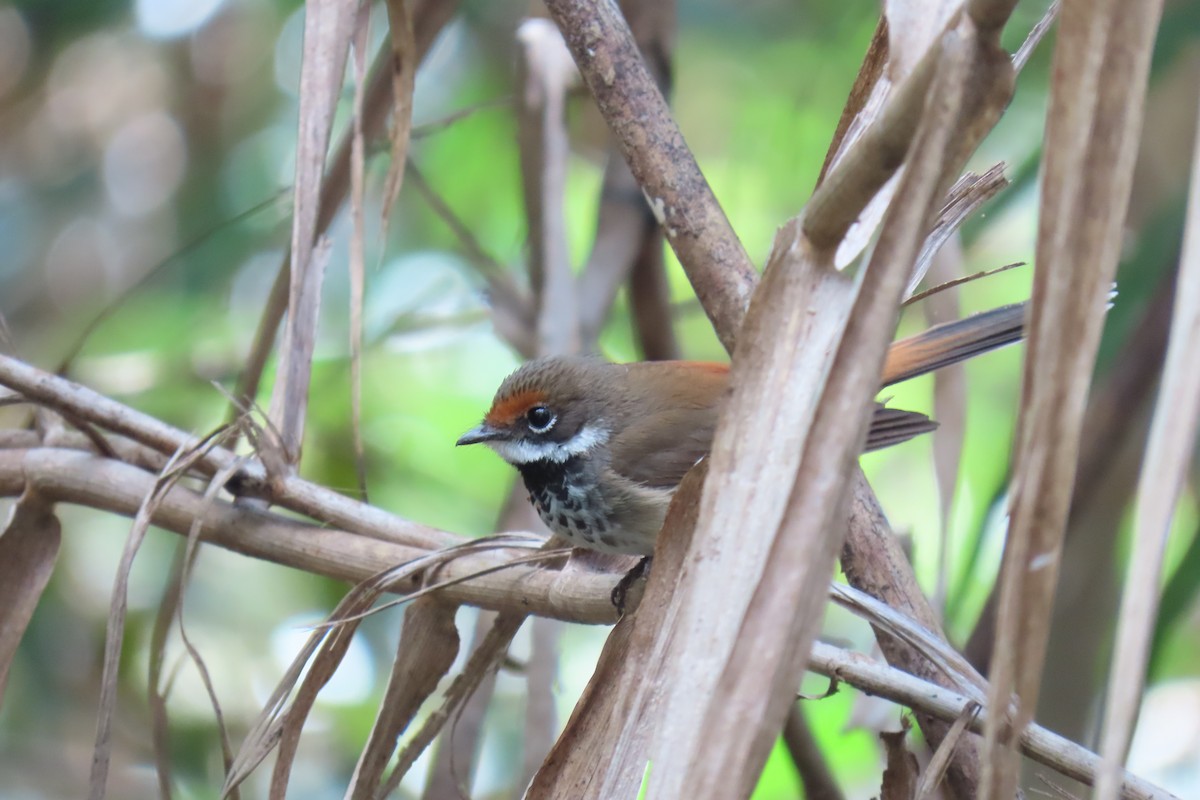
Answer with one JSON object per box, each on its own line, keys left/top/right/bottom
{"left": 867, "top": 301, "right": 1026, "bottom": 452}
{"left": 881, "top": 302, "right": 1026, "bottom": 387}
{"left": 865, "top": 405, "right": 939, "bottom": 452}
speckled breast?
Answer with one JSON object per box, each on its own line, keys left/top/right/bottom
{"left": 517, "top": 456, "right": 619, "bottom": 551}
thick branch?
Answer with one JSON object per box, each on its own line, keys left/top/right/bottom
{"left": 578, "top": 0, "right": 677, "bottom": 351}
{"left": 981, "top": 1, "right": 1164, "bottom": 796}
{"left": 0, "top": 353, "right": 455, "bottom": 551}
{"left": 804, "top": 49, "right": 938, "bottom": 251}
{"left": 0, "top": 448, "right": 619, "bottom": 625}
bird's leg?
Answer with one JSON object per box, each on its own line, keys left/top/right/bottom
{"left": 610, "top": 555, "right": 653, "bottom": 615}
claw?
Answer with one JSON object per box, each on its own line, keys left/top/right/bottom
{"left": 610, "top": 555, "right": 653, "bottom": 616}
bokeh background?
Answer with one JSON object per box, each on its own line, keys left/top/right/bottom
{"left": 1, "top": 0, "right": 1199, "bottom": 797}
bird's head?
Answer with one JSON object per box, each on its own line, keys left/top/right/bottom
{"left": 456, "top": 356, "right": 614, "bottom": 466}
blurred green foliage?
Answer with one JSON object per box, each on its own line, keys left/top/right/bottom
{"left": 2, "top": 0, "right": 1200, "bottom": 797}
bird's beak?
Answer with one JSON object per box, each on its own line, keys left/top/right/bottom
{"left": 456, "top": 422, "right": 507, "bottom": 447}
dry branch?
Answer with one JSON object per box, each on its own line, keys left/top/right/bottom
{"left": 0, "top": 447, "right": 618, "bottom": 623}
{"left": 1094, "top": 98, "right": 1200, "bottom": 800}
{"left": 516, "top": 19, "right": 581, "bottom": 355}
{"left": 805, "top": 0, "right": 963, "bottom": 261}
{"left": 0, "top": 490, "right": 60, "bottom": 703}
{"left": 843, "top": 471, "right": 985, "bottom": 798}
{"left": 980, "top": 0, "right": 1165, "bottom": 797}
{"left": 0, "top": 441, "right": 1180, "bottom": 800}
{"left": 816, "top": 17, "right": 888, "bottom": 185}
{"left": 0, "top": 353, "right": 456, "bottom": 551}
{"left": 915, "top": 703, "right": 979, "bottom": 800}
{"left": 804, "top": 41, "right": 938, "bottom": 253}
{"left": 347, "top": 2, "right": 371, "bottom": 501}
{"left": 517, "top": 616, "right": 561, "bottom": 796}
{"left": 346, "top": 599, "right": 460, "bottom": 798}
{"left": 379, "top": 0, "right": 416, "bottom": 223}
{"left": 268, "top": 0, "right": 356, "bottom": 464}
{"left": 575, "top": 154, "right": 654, "bottom": 345}
{"left": 627, "top": 235, "right": 680, "bottom": 360}
{"left": 641, "top": 14, "right": 1014, "bottom": 796}
{"left": 640, "top": 226, "right": 857, "bottom": 799}
{"left": 542, "top": 0, "right": 756, "bottom": 352}
{"left": 422, "top": 610, "right": 498, "bottom": 798}
{"left": 233, "top": 0, "right": 459, "bottom": 414}
{"left": 577, "top": 0, "right": 676, "bottom": 354}
{"left": 806, "top": 643, "right": 1178, "bottom": 800}
{"left": 381, "top": 611, "right": 526, "bottom": 795}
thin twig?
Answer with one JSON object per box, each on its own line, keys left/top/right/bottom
{"left": 782, "top": 704, "right": 846, "bottom": 800}
{"left": 229, "top": 0, "right": 459, "bottom": 420}
{"left": 55, "top": 191, "right": 287, "bottom": 377}
{"left": 348, "top": 3, "right": 371, "bottom": 502}
{"left": 0, "top": 353, "right": 458, "bottom": 551}
{"left": 806, "top": 643, "right": 1177, "bottom": 800}
{"left": 1013, "top": 0, "right": 1060, "bottom": 72}
{"left": 411, "top": 97, "right": 511, "bottom": 139}
{"left": 406, "top": 161, "right": 536, "bottom": 356}
{"left": 903, "top": 260, "right": 1025, "bottom": 306}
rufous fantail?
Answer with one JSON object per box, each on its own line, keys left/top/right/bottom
{"left": 458, "top": 303, "right": 1025, "bottom": 556}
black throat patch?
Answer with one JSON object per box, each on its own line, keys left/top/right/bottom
{"left": 515, "top": 456, "right": 612, "bottom": 544}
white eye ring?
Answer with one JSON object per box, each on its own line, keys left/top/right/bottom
{"left": 525, "top": 405, "right": 556, "bottom": 433}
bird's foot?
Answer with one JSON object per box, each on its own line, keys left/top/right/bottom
{"left": 610, "top": 556, "right": 653, "bottom": 616}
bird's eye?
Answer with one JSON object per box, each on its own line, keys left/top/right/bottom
{"left": 525, "top": 405, "right": 556, "bottom": 433}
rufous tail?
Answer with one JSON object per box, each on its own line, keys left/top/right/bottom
{"left": 865, "top": 301, "right": 1026, "bottom": 451}
{"left": 881, "top": 302, "right": 1026, "bottom": 388}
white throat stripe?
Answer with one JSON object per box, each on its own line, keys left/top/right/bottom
{"left": 488, "top": 424, "right": 609, "bottom": 464}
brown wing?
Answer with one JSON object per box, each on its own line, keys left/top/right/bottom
{"left": 606, "top": 358, "right": 945, "bottom": 488}
{"left": 607, "top": 361, "right": 730, "bottom": 489}
{"left": 606, "top": 301, "right": 1023, "bottom": 479}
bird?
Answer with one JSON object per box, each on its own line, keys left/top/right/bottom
{"left": 457, "top": 302, "right": 1026, "bottom": 557}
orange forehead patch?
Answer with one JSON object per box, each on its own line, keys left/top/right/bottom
{"left": 485, "top": 388, "right": 548, "bottom": 425}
